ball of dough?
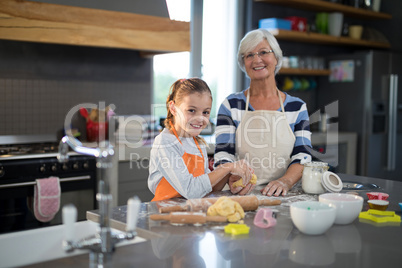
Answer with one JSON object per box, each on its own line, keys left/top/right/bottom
{"left": 232, "top": 174, "right": 258, "bottom": 188}
{"left": 207, "top": 196, "right": 245, "bottom": 223}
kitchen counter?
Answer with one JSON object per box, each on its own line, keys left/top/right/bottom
{"left": 24, "top": 173, "right": 402, "bottom": 267}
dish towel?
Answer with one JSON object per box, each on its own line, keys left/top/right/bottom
{"left": 34, "top": 177, "right": 61, "bottom": 222}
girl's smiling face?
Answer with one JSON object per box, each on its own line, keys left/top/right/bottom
{"left": 170, "top": 92, "right": 212, "bottom": 137}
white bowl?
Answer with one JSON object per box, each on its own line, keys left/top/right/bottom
{"left": 290, "top": 201, "right": 336, "bottom": 235}
{"left": 319, "top": 193, "right": 363, "bottom": 225}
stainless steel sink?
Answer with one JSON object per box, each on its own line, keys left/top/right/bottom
{"left": 342, "top": 181, "right": 380, "bottom": 191}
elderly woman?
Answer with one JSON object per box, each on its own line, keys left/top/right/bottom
{"left": 214, "top": 29, "right": 312, "bottom": 196}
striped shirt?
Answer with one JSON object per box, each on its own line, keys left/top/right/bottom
{"left": 214, "top": 90, "right": 312, "bottom": 168}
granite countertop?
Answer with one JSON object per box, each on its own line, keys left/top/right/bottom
{"left": 26, "top": 174, "right": 402, "bottom": 267}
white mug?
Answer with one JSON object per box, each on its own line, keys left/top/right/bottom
{"left": 372, "top": 0, "right": 381, "bottom": 12}
{"left": 328, "top": 12, "right": 343, "bottom": 37}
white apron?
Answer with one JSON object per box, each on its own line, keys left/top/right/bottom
{"left": 235, "top": 89, "right": 296, "bottom": 185}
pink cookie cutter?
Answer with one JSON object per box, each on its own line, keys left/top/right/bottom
{"left": 254, "top": 208, "right": 277, "bottom": 228}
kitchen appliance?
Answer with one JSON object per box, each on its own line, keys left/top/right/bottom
{"left": 318, "top": 50, "right": 402, "bottom": 181}
{"left": 0, "top": 135, "right": 97, "bottom": 234}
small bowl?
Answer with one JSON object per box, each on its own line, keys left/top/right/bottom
{"left": 290, "top": 201, "right": 336, "bottom": 235}
{"left": 319, "top": 193, "right": 364, "bottom": 225}
{"left": 366, "top": 192, "right": 389, "bottom": 200}
{"left": 368, "top": 200, "right": 389, "bottom": 211}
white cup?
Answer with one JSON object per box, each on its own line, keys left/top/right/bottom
{"left": 328, "top": 12, "right": 343, "bottom": 37}
{"left": 372, "top": 0, "right": 381, "bottom": 12}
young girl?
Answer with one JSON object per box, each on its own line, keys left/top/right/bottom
{"left": 148, "top": 78, "right": 253, "bottom": 201}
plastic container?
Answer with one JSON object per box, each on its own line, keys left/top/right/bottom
{"left": 259, "top": 18, "right": 291, "bottom": 30}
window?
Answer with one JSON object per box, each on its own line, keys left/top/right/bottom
{"left": 152, "top": 0, "right": 241, "bottom": 124}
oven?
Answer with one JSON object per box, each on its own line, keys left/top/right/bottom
{"left": 0, "top": 136, "right": 97, "bottom": 234}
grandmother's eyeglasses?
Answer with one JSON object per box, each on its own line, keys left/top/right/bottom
{"left": 242, "top": 50, "right": 274, "bottom": 61}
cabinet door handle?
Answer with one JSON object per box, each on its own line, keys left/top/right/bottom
{"left": 386, "top": 74, "right": 398, "bottom": 171}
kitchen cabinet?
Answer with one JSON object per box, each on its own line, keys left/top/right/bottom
{"left": 0, "top": 0, "right": 190, "bottom": 56}
{"left": 268, "top": 29, "right": 390, "bottom": 49}
{"left": 279, "top": 67, "right": 330, "bottom": 76}
{"left": 118, "top": 160, "right": 154, "bottom": 205}
{"left": 255, "top": 0, "right": 392, "bottom": 20}
{"left": 255, "top": 0, "right": 391, "bottom": 49}
{"left": 253, "top": 0, "right": 392, "bottom": 75}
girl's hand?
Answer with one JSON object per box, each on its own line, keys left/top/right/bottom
{"left": 227, "top": 159, "right": 254, "bottom": 195}
{"left": 230, "top": 159, "right": 253, "bottom": 186}
{"left": 228, "top": 174, "right": 243, "bottom": 194}
{"left": 228, "top": 175, "right": 256, "bottom": 195}
{"left": 261, "top": 177, "right": 292, "bottom": 196}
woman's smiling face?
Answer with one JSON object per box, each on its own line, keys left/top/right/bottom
{"left": 244, "top": 39, "right": 277, "bottom": 81}
{"left": 171, "top": 92, "right": 212, "bottom": 137}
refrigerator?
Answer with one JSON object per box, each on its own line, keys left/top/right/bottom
{"left": 318, "top": 50, "right": 402, "bottom": 181}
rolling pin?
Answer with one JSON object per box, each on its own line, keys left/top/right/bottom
{"left": 159, "top": 196, "right": 281, "bottom": 213}
{"left": 150, "top": 212, "right": 227, "bottom": 224}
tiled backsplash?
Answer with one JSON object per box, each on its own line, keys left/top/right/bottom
{"left": 0, "top": 78, "right": 150, "bottom": 135}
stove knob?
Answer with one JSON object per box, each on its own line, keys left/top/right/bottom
{"left": 39, "top": 164, "right": 46, "bottom": 173}
{"left": 73, "top": 162, "right": 79, "bottom": 170}
{"left": 0, "top": 166, "right": 4, "bottom": 177}
{"left": 62, "top": 164, "right": 69, "bottom": 171}
{"left": 83, "top": 161, "right": 89, "bottom": 169}
{"left": 51, "top": 164, "right": 58, "bottom": 172}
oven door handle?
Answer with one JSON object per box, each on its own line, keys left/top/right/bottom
{"left": 0, "top": 175, "right": 91, "bottom": 189}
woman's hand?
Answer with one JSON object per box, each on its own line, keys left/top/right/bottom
{"left": 261, "top": 177, "right": 292, "bottom": 197}
{"left": 261, "top": 164, "right": 303, "bottom": 196}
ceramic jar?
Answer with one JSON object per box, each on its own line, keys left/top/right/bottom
{"left": 302, "top": 162, "right": 343, "bottom": 194}
{"left": 302, "top": 162, "right": 329, "bottom": 194}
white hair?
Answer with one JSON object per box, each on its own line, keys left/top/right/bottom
{"left": 237, "top": 29, "right": 283, "bottom": 75}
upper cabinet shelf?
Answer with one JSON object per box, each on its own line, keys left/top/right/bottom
{"left": 270, "top": 29, "right": 390, "bottom": 49}
{"left": 0, "top": 0, "right": 190, "bottom": 55}
{"left": 255, "top": 0, "right": 392, "bottom": 20}
{"left": 279, "top": 68, "right": 331, "bottom": 76}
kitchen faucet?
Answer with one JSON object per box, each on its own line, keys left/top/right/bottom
{"left": 58, "top": 119, "right": 140, "bottom": 267}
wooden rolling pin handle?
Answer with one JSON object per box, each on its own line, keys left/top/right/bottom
{"left": 258, "top": 199, "right": 281, "bottom": 206}
{"left": 169, "top": 214, "right": 206, "bottom": 224}
{"left": 150, "top": 213, "right": 226, "bottom": 224}
{"left": 150, "top": 214, "right": 170, "bottom": 221}
{"left": 205, "top": 216, "right": 228, "bottom": 222}
{"left": 159, "top": 205, "right": 188, "bottom": 213}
